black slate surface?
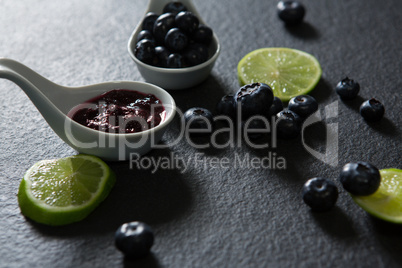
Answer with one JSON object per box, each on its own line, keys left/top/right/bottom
{"left": 0, "top": 0, "right": 401, "bottom": 267}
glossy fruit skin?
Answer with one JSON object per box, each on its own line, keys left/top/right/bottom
{"left": 268, "top": 97, "right": 284, "bottom": 119}
{"left": 184, "top": 107, "right": 214, "bottom": 135}
{"left": 167, "top": 53, "right": 184, "bottom": 68}
{"left": 153, "top": 13, "right": 176, "bottom": 44}
{"left": 165, "top": 28, "right": 188, "bottom": 51}
{"left": 115, "top": 221, "right": 154, "bottom": 259}
{"left": 335, "top": 77, "right": 360, "bottom": 100}
{"left": 175, "top": 11, "right": 199, "bottom": 34}
{"left": 277, "top": 1, "right": 306, "bottom": 25}
{"left": 302, "top": 177, "right": 339, "bottom": 212}
{"left": 155, "top": 46, "right": 170, "bottom": 67}
{"left": 163, "top": 1, "right": 187, "bottom": 15}
{"left": 235, "top": 83, "right": 274, "bottom": 120}
{"left": 134, "top": 39, "right": 155, "bottom": 65}
{"left": 193, "top": 25, "right": 213, "bottom": 45}
{"left": 137, "top": 30, "right": 155, "bottom": 43}
{"left": 275, "top": 109, "right": 301, "bottom": 139}
{"left": 216, "top": 95, "right": 236, "bottom": 119}
{"left": 288, "top": 95, "right": 318, "bottom": 118}
{"left": 340, "top": 162, "right": 381, "bottom": 196}
{"left": 142, "top": 12, "right": 159, "bottom": 32}
{"left": 360, "top": 98, "right": 385, "bottom": 122}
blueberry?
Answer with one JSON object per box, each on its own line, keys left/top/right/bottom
{"left": 288, "top": 95, "right": 318, "bottom": 118}
{"left": 115, "top": 221, "right": 154, "bottom": 259}
{"left": 274, "top": 109, "right": 301, "bottom": 139}
{"left": 360, "top": 98, "right": 385, "bottom": 122}
{"left": 243, "top": 118, "right": 270, "bottom": 140}
{"left": 163, "top": 1, "right": 188, "bottom": 15}
{"left": 167, "top": 53, "right": 185, "bottom": 68}
{"left": 142, "top": 12, "right": 159, "bottom": 32}
{"left": 165, "top": 28, "right": 188, "bottom": 51}
{"left": 302, "top": 177, "right": 338, "bottom": 212}
{"left": 182, "top": 43, "right": 209, "bottom": 66}
{"left": 184, "top": 107, "right": 214, "bottom": 135}
{"left": 153, "top": 13, "right": 176, "bottom": 44}
{"left": 268, "top": 97, "right": 284, "bottom": 119}
{"left": 175, "top": 11, "right": 199, "bottom": 34}
{"left": 235, "top": 83, "right": 274, "bottom": 119}
{"left": 137, "top": 30, "right": 154, "bottom": 43}
{"left": 339, "top": 162, "right": 381, "bottom": 196}
{"left": 193, "top": 25, "right": 213, "bottom": 45}
{"left": 155, "top": 46, "right": 170, "bottom": 67}
{"left": 134, "top": 39, "right": 155, "bottom": 65}
{"left": 335, "top": 77, "right": 360, "bottom": 100}
{"left": 216, "top": 95, "right": 236, "bottom": 119}
{"left": 277, "top": 1, "right": 306, "bottom": 25}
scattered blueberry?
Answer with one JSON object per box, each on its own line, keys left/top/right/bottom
{"left": 235, "top": 83, "right": 274, "bottom": 119}
{"left": 275, "top": 109, "right": 301, "bottom": 139}
{"left": 288, "top": 95, "right": 318, "bottom": 118}
{"left": 184, "top": 107, "right": 214, "bottom": 135}
{"left": 153, "top": 13, "right": 176, "bottom": 44}
{"left": 137, "top": 30, "right": 154, "bottom": 43}
{"left": 134, "top": 39, "right": 155, "bottom": 65}
{"left": 193, "top": 25, "right": 213, "bottom": 45}
{"left": 167, "top": 53, "right": 185, "bottom": 68}
{"left": 360, "top": 98, "right": 385, "bottom": 122}
{"left": 277, "top": 1, "right": 306, "bottom": 25}
{"left": 302, "top": 177, "right": 338, "bottom": 212}
{"left": 155, "top": 46, "right": 170, "bottom": 67}
{"left": 339, "top": 162, "right": 381, "bottom": 196}
{"left": 115, "top": 221, "right": 154, "bottom": 259}
{"left": 165, "top": 28, "right": 188, "bottom": 51}
{"left": 216, "top": 95, "right": 236, "bottom": 119}
{"left": 142, "top": 12, "right": 159, "bottom": 32}
{"left": 175, "top": 11, "right": 199, "bottom": 34}
{"left": 163, "top": 1, "right": 188, "bottom": 15}
{"left": 335, "top": 77, "right": 360, "bottom": 100}
{"left": 268, "top": 96, "right": 284, "bottom": 119}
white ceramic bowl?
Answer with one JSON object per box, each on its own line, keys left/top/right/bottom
{"left": 0, "top": 58, "right": 176, "bottom": 161}
{"left": 127, "top": 0, "right": 221, "bottom": 90}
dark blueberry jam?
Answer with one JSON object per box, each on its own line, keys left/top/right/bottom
{"left": 68, "top": 89, "right": 165, "bottom": 133}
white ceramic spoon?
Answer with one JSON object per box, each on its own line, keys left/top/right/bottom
{"left": 0, "top": 58, "right": 176, "bottom": 161}
{"left": 128, "top": 0, "right": 220, "bottom": 90}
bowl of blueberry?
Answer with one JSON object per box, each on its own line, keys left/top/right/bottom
{"left": 128, "top": 0, "right": 220, "bottom": 90}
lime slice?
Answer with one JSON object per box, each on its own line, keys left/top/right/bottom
{"left": 18, "top": 154, "right": 115, "bottom": 226}
{"left": 237, "top": 47, "right": 322, "bottom": 102}
{"left": 352, "top": 169, "right": 402, "bottom": 224}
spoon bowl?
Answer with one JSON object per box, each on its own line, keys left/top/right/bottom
{"left": 128, "top": 0, "right": 220, "bottom": 90}
{"left": 0, "top": 58, "right": 176, "bottom": 161}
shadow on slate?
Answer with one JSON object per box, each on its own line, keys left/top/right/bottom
{"left": 309, "top": 78, "right": 334, "bottom": 104}
{"left": 27, "top": 147, "right": 194, "bottom": 236}
{"left": 123, "top": 253, "right": 161, "bottom": 268}
{"left": 284, "top": 21, "right": 320, "bottom": 40}
{"left": 311, "top": 206, "right": 358, "bottom": 239}
{"left": 369, "top": 216, "right": 402, "bottom": 265}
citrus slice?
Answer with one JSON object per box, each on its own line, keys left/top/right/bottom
{"left": 18, "top": 154, "right": 115, "bottom": 226}
{"left": 237, "top": 47, "right": 322, "bottom": 102}
{"left": 352, "top": 169, "right": 402, "bottom": 224}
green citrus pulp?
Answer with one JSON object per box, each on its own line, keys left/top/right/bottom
{"left": 18, "top": 154, "right": 115, "bottom": 226}
{"left": 352, "top": 169, "right": 402, "bottom": 224}
{"left": 237, "top": 47, "right": 322, "bottom": 102}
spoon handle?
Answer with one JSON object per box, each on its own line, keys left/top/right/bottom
{"left": 0, "top": 58, "right": 61, "bottom": 100}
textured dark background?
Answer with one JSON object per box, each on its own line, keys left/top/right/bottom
{"left": 0, "top": 0, "right": 401, "bottom": 267}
